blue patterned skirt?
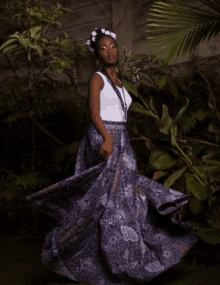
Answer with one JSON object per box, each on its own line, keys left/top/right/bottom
{"left": 26, "top": 120, "right": 197, "bottom": 285}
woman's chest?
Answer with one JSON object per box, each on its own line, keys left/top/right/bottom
{"left": 111, "top": 78, "right": 122, "bottom": 88}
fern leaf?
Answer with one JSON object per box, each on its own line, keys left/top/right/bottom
{"left": 14, "top": 172, "right": 51, "bottom": 190}
{"left": 180, "top": 110, "right": 214, "bottom": 134}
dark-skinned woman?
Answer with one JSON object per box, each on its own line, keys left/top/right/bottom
{"left": 26, "top": 28, "right": 197, "bottom": 285}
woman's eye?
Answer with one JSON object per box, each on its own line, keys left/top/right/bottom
{"left": 100, "top": 46, "right": 115, "bottom": 50}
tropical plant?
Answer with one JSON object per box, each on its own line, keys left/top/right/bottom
{"left": 0, "top": 0, "right": 89, "bottom": 175}
{"left": 145, "top": 0, "right": 220, "bottom": 64}
{"left": 0, "top": 0, "right": 89, "bottom": 237}
{"left": 119, "top": 45, "right": 220, "bottom": 250}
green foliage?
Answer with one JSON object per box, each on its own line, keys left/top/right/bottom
{"left": 145, "top": 0, "right": 220, "bottom": 64}
{"left": 180, "top": 110, "right": 214, "bottom": 135}
{"left": 189, "top": 196, "right": 206, "bottom": 217}
{"left": 149, "top": 150, "right": 178, "bottom": 170}
{"left": 120, "top": 44, "right": 220, "bottom": 247}
{"left": 0, "top": 0, "right": 90, "bottom": 237}
{"left": 196, "top": 228, "right": 220, "bottom": 245}
{"left": 0, "top": 169, "right": 51, "bottom": 200}
{"left": 185, "top": 173, "right": 208, "bottom": 201}
{"left": 164, "top": 166, "right": 187, "bottom": 188}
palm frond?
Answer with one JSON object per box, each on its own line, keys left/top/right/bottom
{"left": 145, "top": 0, "right": 220, "bottom": 63}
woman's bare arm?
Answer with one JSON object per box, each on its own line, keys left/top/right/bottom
{"left": 89, "top": 73, "right": 111, "bottom": 141}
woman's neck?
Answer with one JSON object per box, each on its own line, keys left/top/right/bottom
{"left": 101, "top": 66, "right": 117, "bottom": 79}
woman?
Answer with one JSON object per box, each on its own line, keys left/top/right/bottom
{"left": 26, "top": 28, "right": 197, "bottom": 285}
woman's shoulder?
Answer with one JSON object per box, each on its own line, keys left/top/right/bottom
{"left": 89, "top": 72, "right": 104, "bottom": 90}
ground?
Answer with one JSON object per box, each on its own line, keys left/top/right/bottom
{"left": 1, "top": 234, "right": 219, "bottom": 285}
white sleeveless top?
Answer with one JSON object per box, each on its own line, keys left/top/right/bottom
{"left": 96, "top": 71, "right": 132, "bottom": 122}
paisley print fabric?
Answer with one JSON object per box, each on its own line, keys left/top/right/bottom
{"left": 26, "top": 120, "right": 197, "bottom": 285}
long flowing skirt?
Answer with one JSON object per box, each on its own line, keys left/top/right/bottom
{"left": 26, "top": 120, "right": 197, "bottom": 285}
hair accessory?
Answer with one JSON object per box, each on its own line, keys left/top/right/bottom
{"left": 110, "top": 32, "right": 116, "bottom": 40}
{"left": 86, "top": 28, "right": 117, "bottom": 53}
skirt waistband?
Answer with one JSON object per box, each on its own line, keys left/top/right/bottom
{"left": 102, "top": 120, "right": 127, "bottom": 125}
{"left": 90, "top": 120, "right": 127, "bottom": 130}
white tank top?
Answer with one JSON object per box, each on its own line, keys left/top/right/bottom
{"left": 95, "top": 71, "right": 132, "bottom": 122}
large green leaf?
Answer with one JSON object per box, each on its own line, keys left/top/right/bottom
{"left": 167, "top": 81, "right": 178, "bottom": 101}
{"left": 122, "top": 77, "right": 139, "bottom": 97}
{"left": 29, "top": 44, "right": 43, "bottom": 57}
{"left": 2, "top": 44, "right": 20, "bottom": 54}
{"left": 30, "top": 25, "right": 42, "bottom": 36}
{"left": 0, "top": 38, "right": 18, "bottom": 51}
{"left": 164, "top": 166, "right": 187, "bottom": 188}
{"left": 149, "top": 150, "right": 178, "bottom": 170}
{"left": 158, "top": 76, "right": 166, "bottom": 89}
{"left": 172, "top": 98, "right": 189, "bottom": 126}
{"left": 145, "top": 0, "right": 220, "bottom": 63}
{"left": 185, "top": 173, "right": 207, "bottom": 201}
{"left": 158, "top": 105, "right": 173, "bottom": 135}
{"left": 19, "top": 38, "right": 30, "bottom": 50}
{"left": 130, "top": 102, "right": 158, "bottom": 119}
{"left": 189, "top": 196, "right": 206, "bottom": 217}
{"left": 170, "top": 124, "right": 178, "bottom": 143}
{"left": 196, "top": 228, "right": 220, "bottom": 244}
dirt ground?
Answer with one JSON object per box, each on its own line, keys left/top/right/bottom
{"left": 1, "top": 234, "right": 220, "bottom": 285}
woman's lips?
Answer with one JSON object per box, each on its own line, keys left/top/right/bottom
{"left": 108, "top": 56, "right": 114, "bottom": 61}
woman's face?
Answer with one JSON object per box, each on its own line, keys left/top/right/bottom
{"left": 98, "top": 36, "right": 118, "bottom": 67}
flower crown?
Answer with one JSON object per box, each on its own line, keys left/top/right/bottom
{"left": 86, "top": 28, "right": 116, "bottom": 52}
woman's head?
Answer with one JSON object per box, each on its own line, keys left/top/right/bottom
{"left": 97, "top": 36, "right": 119, "bottom": 68}
{"left": 88, "top": 28, "right": 119, "bottom": 69}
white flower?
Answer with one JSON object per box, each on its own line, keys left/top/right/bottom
{"left": 111, "top": 32, "right": 116, "bottom": 39}
{"left": 86, "top": 39, "right": 91, "bottom": 45}
{"left": 92, "top": 31, "right": 97, "bottom": 36}
{"left": 101, "top": 28, "right": 105, "bottom": 34}
{"left": 92, "top": 36, "right": 96, "bottom": 42}
{"left": 105, "top": 30, "right": 111, "bottom": 35}
{"left": 89, "top": 47, "right": 94, "bottom": 52}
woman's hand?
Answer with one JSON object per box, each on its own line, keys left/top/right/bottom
{"left": 100, "top": 136, "right": 114, "bottom": 160}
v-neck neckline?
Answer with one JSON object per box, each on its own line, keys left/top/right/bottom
{"left": 100, "top": 72, "right": 123, "bottom": 89}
